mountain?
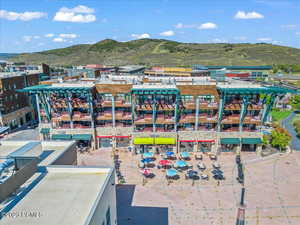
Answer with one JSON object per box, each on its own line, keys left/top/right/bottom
{"left": 0, "top": 53, "right": 19, "bottom": 60}
{"left": 10, "top": 39, "right": 300, "bottom": 66}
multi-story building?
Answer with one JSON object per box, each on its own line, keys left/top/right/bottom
{"left": 21, "top": 74, "right": 298, "bottom": 154}
{"left": 0, "top": 72, "right": 40, "bottom": 129}
{"left": 144, "top": 67, "right": 210, "bottom": 77}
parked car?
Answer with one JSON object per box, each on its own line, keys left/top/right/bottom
{"left": 197, "top": 162, "right": 206, "bottom": 170}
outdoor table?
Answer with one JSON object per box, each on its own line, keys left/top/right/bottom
{"left": 166, "top": 169, "right": 178, "bottom": 177}
{"left": 141, "top": 168, "right": 150, "bottom": 176}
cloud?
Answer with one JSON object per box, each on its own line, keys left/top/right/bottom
{"left": 45, "top": 33, "right": 54, "bottom": 38}
{"left": 0, "top": 10, "right": 46, "bottom": 21}
{"left": 131, "top": 33, "right": 151, "bottom": 39}
{"left": 257, "top": 37, "right": 272, "bottom": 42}
{"left": 53, "top": 5, "right": 96, "bottom": 23}
{"left": 159, "top": 30, "right": 175, "bottom": 37}
{"left": 23, "top": 36, "right": 33, "bottom": 42}
{"left": 210, "top": 38, "right": 228, "bottom": 43}
{"left": 53, "top": 37, "right": 66, "bottom": 42}
{"left": 175, "top": 23, "right": 197, "bottom": 29}
{"left": 198, "top": 22, "right": 218, "bottom": 30}
{"left": 234, "top": 11, "right": 264, "bottom": 19}
{"left": 59, "top": 33, "right": 77, "bottom": 38}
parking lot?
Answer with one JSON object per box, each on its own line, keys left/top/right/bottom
{"left": 79, "top": 149, "right": 300, "bottom": 225}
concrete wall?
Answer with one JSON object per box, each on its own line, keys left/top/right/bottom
{"left": 0, "top": 157, "right": 38, "bottom": 202}
{"left": 87, "top": 170, "right": 117, "bottom": 225}
{"left": 50, "top": 141, "right": 77, "bottom": 166}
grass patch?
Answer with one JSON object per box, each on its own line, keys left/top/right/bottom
{"left": 271, "top": 109, "right": 292, "bottom": 122}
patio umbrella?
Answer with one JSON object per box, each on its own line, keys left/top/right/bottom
{"left": 166, "top": 169, "right": 177, "bottom": 177}
{"left": 175, "top": 160, "right": 187, "bottom": 168}
{"left": 141, "top": 158, "right": 152, "bottom": 164}
{"left": 166, "top": 151, "right": 174, "bottom": 157}
{"left": 143, "top": 152, "right": 154, "bottom": 158}
{"left": 159, "top": 160, "right": 170, "bottom": 166}
{"left": 141, "top": 168, "right": 150, "bottom": 176}
{"left": 180, "top": 152, "right": 190, "bottom": 158}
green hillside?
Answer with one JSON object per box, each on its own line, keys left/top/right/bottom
{"left": 10, "top": 39, "right": 300, "bottom": 66}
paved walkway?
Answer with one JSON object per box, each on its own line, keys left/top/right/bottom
{"left": 78, "top": 150, "right": 300, "bottom": 225}
{"left": 282, "top": 112, "right": 300, "bottom": 151}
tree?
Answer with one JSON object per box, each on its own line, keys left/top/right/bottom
{"left": 262, "top": 135, "right": 269, "bottom": 149}
{"left": 289, "top": 95, "right": 300, "bottom": 111}
{"left": 270, "top": 128, "right": 291, "bottom": 151}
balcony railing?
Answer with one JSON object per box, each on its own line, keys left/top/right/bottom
{"left": 199, "top": 101, "right": 218, "bottom": 109}
{"left": 72, "top": 112, "right": 92, "bottom": 121}
{"left": 221, "top": 115, "right": 240, "bottom": 124}
{"left": 115, "top": 101, "right": 131, "bottom": 108}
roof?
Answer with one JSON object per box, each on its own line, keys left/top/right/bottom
{"left": 0, "top": 166, "right": 113, "bottom": 225}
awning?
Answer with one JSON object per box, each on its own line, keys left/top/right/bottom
{"left": 40, "top": 128, "right": 50, "bottom": 134}
{"left": 241, "top": 138, "right": 262, "bottom": 145}
{"left": 154, "top": 137, "right": 176, "bottom": 145}
{"left": 96, "top": 135, "right": 113, "bottom": 138}
{"left": 220, "top": 138, "right": 240, "bottom": 145}
{"left": 72, "top": 134, "right": 92, "bottom": 141}
{"left": 52, "top": 134, "right": 72, "bottom": 140}
{"left": 180, "top": 140, "right": 215, "bottom": 143}
{"left": 115, "top": 136, "right": 131, "bottom": 138}
{"left": 133, "top": 137, "right": 154, "bottom": 145}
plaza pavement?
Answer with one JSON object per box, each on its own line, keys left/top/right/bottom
{"left": 78, "top": 149, "right": 300, "bottom": 225}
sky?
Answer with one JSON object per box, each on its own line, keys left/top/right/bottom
{"left": 0, "top": 0, "right": 300, "bottom": 53}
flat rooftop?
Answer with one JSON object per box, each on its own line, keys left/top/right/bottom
{"left": 0, "top": 140, "right": 75, "bottom": 166}
{"left": 0, "top": 167, "right": 112, "bottom": 225}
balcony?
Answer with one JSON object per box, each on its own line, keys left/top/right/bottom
{"left": 155, "top": 115, "right": 175, "bottom": 124}
{"left": 136, "top": 105, "right": 153, "bottom": 111}
{"left": 101, "top": 100, "right": 113, "bottom": 107}
{"left": 179, "top": 114, "right": 195, "bottom": 124}
{"left": 224, "top": 103, "right": 241, "bottom": 110}
{"left": 183, "top": 101, "right": 196, "bottom": 109}
{"left": 115, "top": 111, "right": 131, "bottom": 120}
{"left": 156, "top": 104, "right": 175, "bottom": 111}
{"left": 115, "top": 122, "right": 132, "bottom": 127}
{"left": 72, "top": 112, "right": 92, "bottom": 121}
{"left": 243, "top": 116, "right": 262, "bottom": 125}
{"left": 96, "top": 112, "right": 113, "bottom": 120}
{"left": 156, "top": 127, "right": 174, "bottom": 132}
{"left": 134, "top": 115, "right": 153, "bottom": 124}
{"left": 72, "top": 102, "right": 89, "bottom": 108}
{"left": 198, "top": 114, "right": 218, "bottom": 123}
{"left": 115, "top": 100, "right": 131, "bottom": 108}
{"left": 247, "top": 104, "right": 264, "bottom": 110}
{"left": 53, "top": 101, "right": 68, "bottom": 108}
{"left": 73, "top": 124, "right": 92, "bottom": 129}
{"left": 199, "top": 101, "right": 218, "bottom": 109}
{"left": 135, "top": 127, "right": 153, "bottom": 132}
{"left": 222, "top": 127, "right": 239, "bottom": 132}
{"left": 221, "top": 115, "right": 240, "bottom": 124}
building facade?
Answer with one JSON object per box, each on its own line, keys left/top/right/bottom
{"left": 21, "top": 75, "right": 297, "bottom": 154}
{"left": 0, "top": 72, "right": 40, "bottom": 129}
